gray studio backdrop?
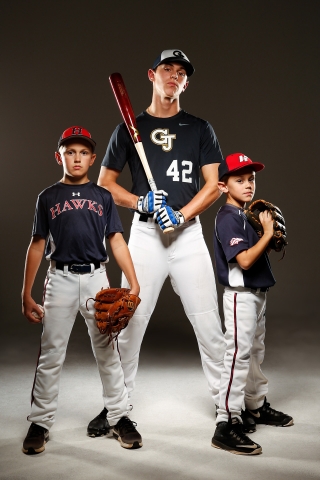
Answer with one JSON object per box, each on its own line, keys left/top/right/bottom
{"left": 0, "top": 0, "right": 318, "bottom": 360}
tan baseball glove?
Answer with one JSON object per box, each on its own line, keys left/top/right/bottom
{"left": 88, "top": 288, "right": 141, "bottom": 344}
{"left": 244, "top": 199, "right": 288, "bottom": 254}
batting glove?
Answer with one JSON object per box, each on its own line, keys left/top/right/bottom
{"left": 137, "top": 190, "right": 168, "bottom": 214}
{"left": 156, "top": 206, "right": 185, "bottom": 231}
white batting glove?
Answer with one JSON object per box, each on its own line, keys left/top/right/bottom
{"left": 137, "top": 190, "right": 168, "bottom": 214}
{"left": 156, "top": 206, "right": 185, "bottom": 231}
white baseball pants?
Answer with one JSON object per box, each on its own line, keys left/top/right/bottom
{"left": 28, "top": 263, "right": 129, "bottom": 430}
{"left": 216, "top": 287, "right": 269, "bottom": 424}
{"left": 119, "top": 213, "right": 225, "bottom": 406}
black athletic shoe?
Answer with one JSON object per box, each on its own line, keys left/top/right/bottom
{"left": 212, "top": 418, "right": 262, "bottom": 455}
{"left": 22, "top": 423, "right": 49, "bottom": 455}
{"left": 87, "top": 408, "right": 110, "bottom": 437}
{"left": 112, "top": 416, "right": 143, "bottom": 449}
{"left": 241, "top": 409, "right": 256, "bottom": 433}
{"left": 215, "top": 405, "right": 257, "bottom": 434}
{"left": 245, "top": 398, "right": 294, "bottom": 427}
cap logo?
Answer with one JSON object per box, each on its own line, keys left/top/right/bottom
{"left": 239, "top": 155, "right": 249, "bottom": 163}
{"left": 72, "top": 127, "right": 82, "bottom": 136}
{"left": 173, "top": 50, "right": 185, "bottom": 58}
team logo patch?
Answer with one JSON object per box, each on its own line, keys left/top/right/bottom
{"left": 173, "top": 50, "right": 185, "bottom": 58}
{"left": 230, "top": 238, "right": 244, "bottom": 246}
{"left": 150, "top": 128, "right": 176, "bottom": 152}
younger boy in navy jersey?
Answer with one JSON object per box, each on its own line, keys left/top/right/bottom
{"left": 211, "top": 153, "right": 293, "bottom": 455}
{"left": 21, "top": 126, "right": 142, "bottom": 454}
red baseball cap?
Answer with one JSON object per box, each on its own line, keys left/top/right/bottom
{"left": 57, "top": 126, "right": 96, "bottom": 151}
{"left": 218, "top": 153, "right": 265, "bottom": 180}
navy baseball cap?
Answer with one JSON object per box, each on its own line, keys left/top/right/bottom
{"left": 57, "top": 126, "right": 96, "bottom": 152}
{"left": 152, "top": 49, "right": 195, "bottom": 76}
{"left": 219, "top": 153, "right": 265, "bottom": 180}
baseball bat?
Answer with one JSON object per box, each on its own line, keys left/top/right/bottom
{"left": 109, "top": 72, "right": 174, "bottom": 234}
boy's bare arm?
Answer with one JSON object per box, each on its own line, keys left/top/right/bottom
{"left": 98, "top": 167, "right": 139, "bottom": 210}
{"left": 180, "top": 163, "right": 222, "bottom": 222}
{"left": 236, "top": 211, "right": 274, "bottom": 270}
{"left": 98, "top": 164, "right": 222, "bottom": 222}
{"left": 108, "top": 232, "right": 140, "bottom": 296}
{"left": 21, "top": 236, "right": 46, "bottom": 323}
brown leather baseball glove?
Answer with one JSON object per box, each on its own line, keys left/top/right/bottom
{"left": 244, "top": 199, "right": 288, "bottom": 254}
{"left": 88, "top": 288, "right": 141, "bottom": 344}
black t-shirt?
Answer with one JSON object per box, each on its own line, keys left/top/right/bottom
{"left": 32, "top": 181, "right": 123, "bottom": 264}
{"left": 102, "top": 110, "right": 223, "bottom": 210}
{"left": 214, "top": 204, "right": 275, "bottom": 289}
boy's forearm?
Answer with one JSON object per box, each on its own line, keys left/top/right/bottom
{"left": 105, "top": 181, "right": 139, "bottom": 210}
{"left": 97, "top": 166, "right": 139, "bottom": 210}
{"left": 180, "top": 163, "right": 221, "bottom": 221}
{"left": 22, "top": 237, "right": 46, "bottom": 323}
{"left": 22, "top": 238, "right": 45, "bottom": 297}
{"left": 180, "top": 181, "right": 221, "bottom": 221}
{"left": 109, "top": 233, "right": 140, "bottom": 295}
{"left": 236, "top": 232, "right": 273, "bottom": 270}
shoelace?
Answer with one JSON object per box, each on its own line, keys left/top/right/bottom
{"left": 118, "top": 417, "right": 138, "bottom": 433}
{"left": 263, "top": 402, "right": 283, "bottom": 416}
{"left": 230, "top": 426, "right": 252, "bottom": 444}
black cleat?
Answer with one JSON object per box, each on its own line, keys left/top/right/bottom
{"left": 245, "top": 398, "right": 294, "bottom": 427}
{"left": 22, "top": 423, "right": 49, "bottom": 455}
{"left": 212, "top": 418, "right": 262, "bottom": 455}
{"left": 241, "top": 409, "right": 256, "bottom": 433}
{"left": 112, "top": 416, "right": 143, "bottom": 449}
{"left": 87, "top": 408, "right": 110, "bottom": 437}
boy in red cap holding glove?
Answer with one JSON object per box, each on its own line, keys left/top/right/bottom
{"left": 211, "top": 153, "right": 293, "bottom": 455}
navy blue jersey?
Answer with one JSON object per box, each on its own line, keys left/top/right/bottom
{"left": 214, "top": 204, "right": 275, "bottom": 289}
{"left": 32, "top": 181, "right": 123, "bottom": 264}
{"left": 102, "top": 110, "right": 223, "bottom": 211}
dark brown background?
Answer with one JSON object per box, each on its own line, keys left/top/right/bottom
{"left": 0, "top": 0, "right": 318, "bottom": 360}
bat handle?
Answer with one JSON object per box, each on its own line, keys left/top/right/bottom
{"left": 148, "top": 180, "right": 174, "bottom": 234}
{"left": 134, "top": 143, "right": 174, "bottom": 234}
{"left": 148, "top": 178, "right": 157, "bottom": 192}
{"left": 148, "top": 179, "right": 174, "bottom": 234}
{"left": 163, "top": 227, "right": 174, "bottom": 234}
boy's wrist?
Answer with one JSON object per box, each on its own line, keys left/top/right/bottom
{"left": 263, "top": 230, "right": 273, "bottom": 240}
{"left": 21, "top": 290, "right": 32, "bottom": 299}
{"left": 128, "top": 281, "right": 140, "bottom": 296}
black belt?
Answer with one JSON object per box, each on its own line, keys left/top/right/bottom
{"left": 251, "top": 287, "right": 269, "bottom": 293}
{"left": 55, "top": 261, "right": 101, "bottom": 274}
{"left": 138, "top": 213, "right": 195, "bottom": 223}
{"left": 138, "top": 213, "right": 157, "bottom": 223}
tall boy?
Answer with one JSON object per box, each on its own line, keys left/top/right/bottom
{"left": 211, "top": 153, "right": 293, "bottom": 455}
{"left": 21, "top": 126, "right": 142, "bottom": 454}
{"left": 88, "top": 49, "right": 225, "bottom": 438}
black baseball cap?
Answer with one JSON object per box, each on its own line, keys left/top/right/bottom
{"left": 219, "top": 153, "right": 265, "bottom": 180}
{"left": 152, "top": 49, "right": 195, "bottom": 77}
{"left": 57, "top": 126, "right": 96, "bottom": 152}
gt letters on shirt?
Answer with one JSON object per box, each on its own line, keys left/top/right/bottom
{"left": 103, "top": 110, "right": 223, "bottom": 211}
